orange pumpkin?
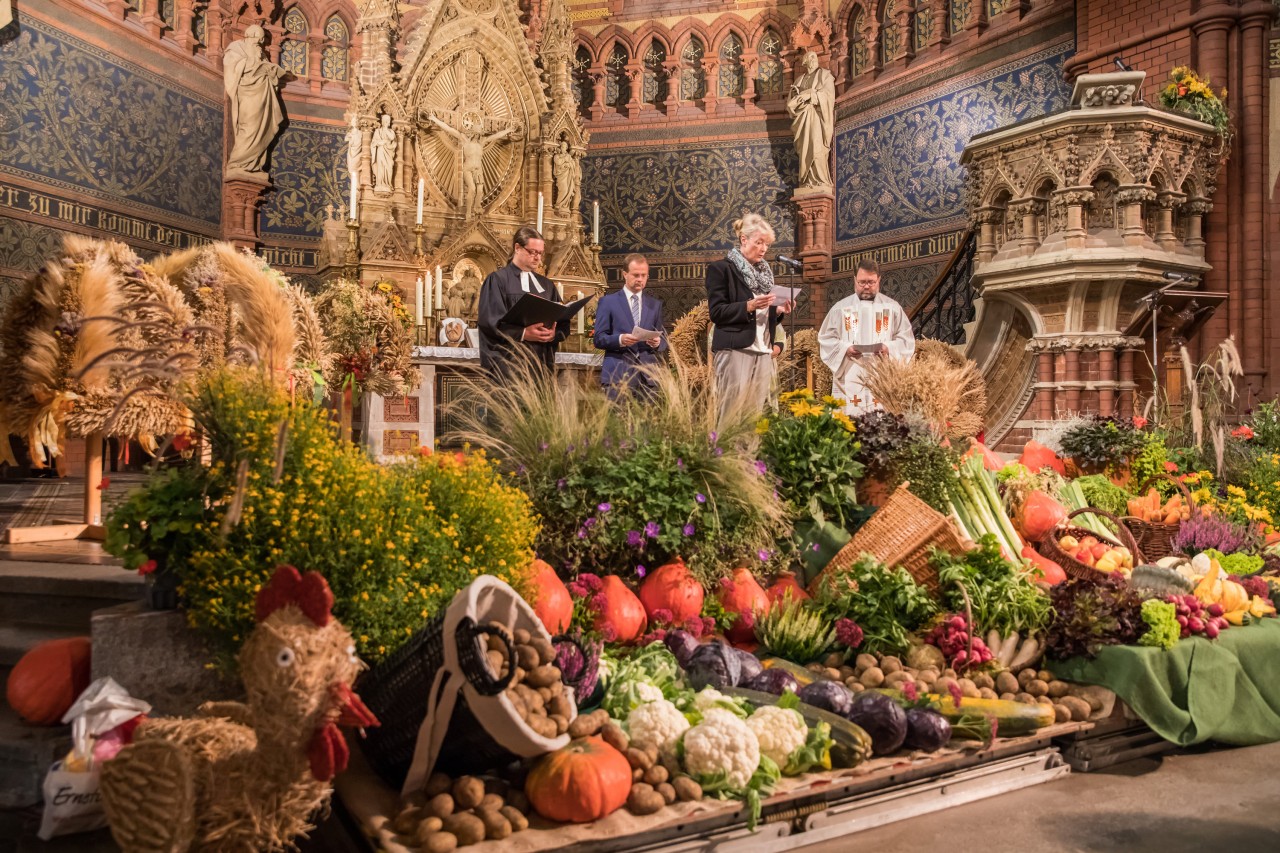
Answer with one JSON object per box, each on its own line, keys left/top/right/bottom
{"left": 765, "top": 571, "right": 809, "bottom": 607}
{"left": 530, "top": 559, "right": 573, "bottom": 634}
{"left": 719, "top": 567, "right": 770, "bottom": 645}
{"left": 638, "top": 558, "right": 704, "bottom": 625}
{"left": 6, "top": 636, "right": 92, "bottom": 726}
{"left": 525, "top": 736, "right": 632, "bottom": 823}
{"left": 594, "top": 575, "right": 647, "bottom": 644}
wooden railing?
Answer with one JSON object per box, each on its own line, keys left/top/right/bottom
{"left": 908, "top": 229, "right": 977, "bottom": 345}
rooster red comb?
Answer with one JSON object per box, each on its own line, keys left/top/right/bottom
{"left": 255, "top": 565, "right": 334, "bottom": 627}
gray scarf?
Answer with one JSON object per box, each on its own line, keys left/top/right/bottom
{"left": 727, "top": 247, "right": 775, "bottom": 297}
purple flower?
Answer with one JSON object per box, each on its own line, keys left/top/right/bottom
{"left": 603, "top": 437, "right": 612, "bottom": 448}
{"left": 556, "top": 478, "right": 567, "bottom": 490}
{"left": 708, "top": 431, "right": 718, "bottom": 443}
{"left": 754, "top": 460, "right": 768, "bottom": 475}
{"left": 636, "top": 564, "right": 647, "bottom": 578}
{"left": 683, "top": 523, "right": 695, "bottom": 536}
{"left": 757, "top": 548, "right": 771, "bottom": 562}
{"left": 644, "top": 521, "right": 661, "bottom": 538}
{"left": 695, "top": 493, "right": 707, "bottom": 504}
{"left": 626, "top": 529, "right": 643, "bottom": 548}
{"left": 516, "top": 464, "right": 527, "bottom": 476}
{"left": 676, "top": 457, "right": 685, "bottom": 470}
{"left": 714, "top": 447, "right": 723, "bottom": 457}
{"left": 539, "top": 442, "right": 549, "bottom": 452}
{"left": 567, "top": 444, "right": 575, "bottom": 453}
{"left": 576, "top": 529, "right": 588, "bottom": 539}
{"left": 811, "top": 542, "right": 821, "bottom": 552}
{"left": 584, "top": 517, "right": 597, "bottom": 528}
{"left": 598, "top": 502, "right": 612, "bottom": 513}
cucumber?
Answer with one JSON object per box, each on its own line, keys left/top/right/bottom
{"left": 871, "top": 689, "right": 1054, "bottom": 736}
{"left": 723, "top": 686, "right": 873, "bottom": 768}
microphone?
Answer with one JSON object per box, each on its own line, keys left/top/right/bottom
{"left": 1162, "top": 271, "right": 1187, "bottom": 281}
{"left": 1114, "top": 56, "right": 1132, "bottom": 72}
{"left": 776, "top": 255, "right": 803, "bottom": 271}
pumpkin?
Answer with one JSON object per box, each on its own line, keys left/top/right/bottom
{"left": 1019, "top": 440, "right": 1066, "bottom": 476}
{"left": 594, "top": 575, "right": 647, "bottom": 644}
{"left": 6, "top": 636, "right": 92, "bottom": 726}
{"left": 530, "top": 559, "right": 573, "bottom": 634}
{"left": 525, "top": 736, "right": 632, "bottom": 823}
{"left": 967, "top": 439, "right": 1005, "bottom": 472}
{"left": 1017, "top": 491, "right": 1067, "bottom": 543}
{"left": 765, "top": 571, "right": 809, "bottom": 606}
{"left": 1021, "top": 545, "right": 1067, "bottom": 585}
{"left": 719, "top": 567, "right": 770, "bottom": 645}
{"left": 638, "top": 559, "right": 704, "bottom": 625}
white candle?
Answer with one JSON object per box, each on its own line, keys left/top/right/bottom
{"left": 425, "top": 272, "right": 433, "bottom": 316}
{"left": 592, "top": 201, "right": 599, "bottom": 244}
{"left": 537, "top": 191, "right": 544, "bottom": 232}
{"left": 556, "top": 281, "right": 564, "bottom": 299}
{"left": 349, "top": 174, "right": 358, "bottom": 221}
{"left": 576, "top": 290, "right": 585, "bottom": 334}
{"left": 416, "top": 178, "right": 425, "bottom": 225}
{"left": 435, "top": 267, "right": 443, "bottom": 308}
{"left": 415, "top": 276, "right": 424, "bottom": 327}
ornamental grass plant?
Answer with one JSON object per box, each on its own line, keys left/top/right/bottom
{"left": 450, "top": 354, "right": 787, "bottom": 585}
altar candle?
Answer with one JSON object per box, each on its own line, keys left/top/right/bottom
{"left": 424, "top": 272, "right": 433, "bottom": 316}
{"left": 556, "top": 281, "right": 564, "bottom": 299}
{"left": 416, "top": 178, "right": 425, "bottom": 225}
{"left": 415, "top": 276, "right": 424, "bottom": 327}
{"left": 349, "top": 175, "right": 358, "bottom": 221}
{"left": 592, "top": 201, "right": 599, "bottom": 244}
{"left": 536, "top": 191, "right": 544, "bottom": 232}
{"left": 436, "top": 267, "right": 443, "bottom": 307}
{"left": 576, "top": 290, "right": 585, "bottom": 334}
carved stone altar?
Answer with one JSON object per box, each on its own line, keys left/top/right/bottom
{"left": 320, "top": 0, "right": 604, "bottom": 340}
{"left": 960, "top": 70, "right": 1224, "bottom": 446}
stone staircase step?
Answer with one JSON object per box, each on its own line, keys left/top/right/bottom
{"left": 0, "top": 683, "right": 72, "bottom": 810}
{"left": 0, "top": 562, "right": 144, "bottom": 631}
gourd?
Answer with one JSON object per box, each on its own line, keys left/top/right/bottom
{"left": 524, "top": 736, "right": 632, "bottom": 823}
{"left": 638, "top": 559, "right": 704, "bottom": 625}
{"left": 718, "top": 567, "right": 770, "bottom": 645}
{"left": 765, "top": 571, "right": 809, "bottom": 606}
{"left": 530, "top": 559, "right": 572, "bottom": 634}
{"left": 595, "top": 575, "right": 647, "bottom": 644}
{"left": 6, "top": 636, "right": 92, "bottom": 726}
{"left": 1017, "top": 491, "right": 1067, "bottom": 543}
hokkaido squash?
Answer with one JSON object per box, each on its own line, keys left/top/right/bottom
{"left": 966, "top": 439, "right": 1005, "bottom": 472}
{"left": 1021, "top": 545, "right": 1067, "bottom": 585}
{"left": 765, "top": 571, "right": 809, "bottom": 606}
{"left": 525, "top": 736, "right": 632, "bottom": 823}
{"left": 594, "top": 575, "right": 647, "bottom": 643}
{"left": 6, "top": 636, "right": 92, "bottom": 726}
{"left": 719, "top": 567, "right": 770, "bottom": 645}
{"left": 638, "top": 558, "right": 704, "bottom": 625}
{"left": 1019, "top": 440, "right": 1065, "bottom": 476}
{"left": 530, "top": 559, "right": 572, "bottom": 634}
{"left": 1017, "top": 491, "right": 1067, "bottom": 543}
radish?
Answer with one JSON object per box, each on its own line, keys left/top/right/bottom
{"left": 1205, "top": 624, "right": 1220, "bottom": 639}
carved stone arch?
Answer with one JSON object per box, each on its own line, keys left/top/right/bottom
{"left": 362, "top": 80, "right": 409, "bottom": 119}
{"left": 543, "top": 110, "right": 585, "bottom": 152}
{"left": 707, "top": 13, "right": 753, "bottom": 46}
{"left": 747, "top": 10, "right": 792, "bottom": 46}
{"left": 631, "top": 21, "right": 674, "bottom": 54}
{"left": 436, "top": 220, "right": 514, "bottom": 278}
{"left": 1080, "top": 141, "right": 1135, "bottom": 187}
{"left": 670, "top": 18, "right": 716, "bottom": 57}
{"left": 1086, "top": 170, "right": 1121, "bottom": 231}
{"left": 593, "top": 24, "right": 639, "bottom": 57}
{"left": 574, "top": 39, "right": 601, "bottom": 66}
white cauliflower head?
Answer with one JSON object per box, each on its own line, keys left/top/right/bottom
{"left": 627, "top": 699, "right": 690, "bottom": 753}
{"left": 633, "top": 682, "right": 665, "bottom": 705}
{"left": 746, "top": 705, "right": 808, "bottom": 769}
{"left": 694, "top": 688, "right": 729, "bottom": 711}
{"left": 682, "top": 711, "right": 760, "bottom": 789}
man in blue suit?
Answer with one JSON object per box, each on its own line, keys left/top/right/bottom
{"left": 593, "top": 253, "right": 667, "bottom": 398}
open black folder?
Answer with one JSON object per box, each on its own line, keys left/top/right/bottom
{"left": 499, "top": 292, "right": 594, "bottom": 327}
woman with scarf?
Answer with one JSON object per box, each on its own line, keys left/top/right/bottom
{"left": 705, "top": 213, "right": 791, "bottom": 423}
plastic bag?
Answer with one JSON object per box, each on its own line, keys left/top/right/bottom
{"left": 37, "top": 717, "right": 106, "bottom": 840}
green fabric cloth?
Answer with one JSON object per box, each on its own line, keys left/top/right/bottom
{"left": 1049, "top": 617, "right": 1280, "bottom": 746}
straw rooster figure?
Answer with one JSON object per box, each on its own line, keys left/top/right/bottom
{"left": 100, "top": 565, "right": 379, "bottom": 852}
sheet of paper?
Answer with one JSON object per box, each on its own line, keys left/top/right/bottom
{"left": 630, "top": 326, "right": 662, "bottom": 343}
{"left": 770, "top": 285, "right": 802, "bottom": 303}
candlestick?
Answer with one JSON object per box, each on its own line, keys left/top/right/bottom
{"left": 349, "top": 175, "right": 358, "bottom": 221}
{"left": 592, "top": 201, "right": 599, "bottom": 245}
{"left": 537, "top": 191, "right": 544, "bottom": 232}
{"left": 416, "top": 178, "right": 425, "bottom": 225}
{"left": 415, "top": 276, "right": 424, "bottom": 328}
{"left": 576, "top": 290, "right": 585, "bottom": 335}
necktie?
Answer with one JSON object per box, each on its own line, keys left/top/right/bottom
{"left": 630, "top": 293, "right": 642, "bottom": 327}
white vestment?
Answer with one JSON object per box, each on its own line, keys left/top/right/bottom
{"left": 817, "top": 292, "right": 915, "bottom": 415}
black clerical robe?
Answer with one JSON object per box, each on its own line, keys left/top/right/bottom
{"left": 477, "top": 262, "right": 570, "bottom": 379}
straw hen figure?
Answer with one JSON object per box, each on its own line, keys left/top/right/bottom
{"left": 100, "top": 566, "right": 379, "bottom": 852}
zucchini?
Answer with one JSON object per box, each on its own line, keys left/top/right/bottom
{"left": 723, "top": 686, "right": 873, "bottom": 768}
{"left": 757, "top": 656, "right": 822, "bottom": 686}
{"left": 873, "top": 689, "right": 1054, "bottom": 736}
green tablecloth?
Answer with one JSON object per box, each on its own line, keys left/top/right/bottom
{"left": 1049, "top": 617, "right": 1280, "bottom": 746}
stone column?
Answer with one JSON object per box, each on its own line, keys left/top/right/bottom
{"left": 1154, "top": 192, "right": 1183, "bottom": 250}
{"left": 173, "top": 0, "right": 195, "bottom": 51}
{"left": 1240, "top": 3, "right": 1270, "bottom": 390}
{"left": 308, "top": 35, "right": 324, "bottom": 93}
{"left": 1063, "top": 348, "right": 1081, "bottom": 414}
{"left": 538, "top": 143, "right": 555, "bottom": 223}
{"left": 1192, "top": 11, "right": 1233, "bottom": 347}
{"left": 1183, "top": 198, "right": 1211, "bottom": 258}
{"left": 395, "top": 120, "right": 410, "bottom": 195}
{"left": 663, "top": 61, "right": 681, "bottom": 113}
{"left": 1098, "top": 348, "right": 1116, "bottom": 415}
{"left": 624, "top": 63, "right": 643, "bottom": 118}
{"left": 1117, "top": 348, "right": 1136, "bottom": 417}
{"left": 222, "top": 177, "right": 271, "bottom": 250}
{"left": 1058, "top": 188, "right": 1091, "bottom": 249}
{"left": 1117, "top": 186, "right": 1154, "bottom": 247}
{"left": 793, "top": 191, "right": 834, "bottom": 320}
{"left": 741, "top": 51, "right": 759, "bottom": 104}
{"left": 1010, "top": 199, "right": 1041, "bottom": 254}
{"left": 1031, "top": 342, "right": 1055, "bottom": 420}
{"left": 206, "top": 8, "right": 226, "bottom": 68}
{"left": 928, "top": 0, "right": 950, "bottom": 51}
{"left": 973, "top": 206, "right": 1002, "bottom": 262}
{"left": 703, "top": 60, "right": 720, "bottom": 115}
{"left": 589, "top": 69, "right": 607, "bottom": 122}
{"left": 359, "top": 121, "right": 374, "bottom": 189}
{"left": 137, "top": 0, "right": 164, "bottom": 38}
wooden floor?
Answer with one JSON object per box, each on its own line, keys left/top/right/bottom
{"left": 0, "top": 474, "right": 146, "bottom": 565}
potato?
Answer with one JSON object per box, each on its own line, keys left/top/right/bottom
{"left": 1060, "top": 696, "right": 1093, "bottom": 721}
{"left": 601, "top": 722, "right": 629, "bottom": 753}
{"left": 392, "top": 806, "right": 422, "bottom": 836}
{"left": 1015, "top": 693, "right": 1037, "bottom": 704}
{"left": 855, "top": 653, "right": 878, "bottom": 671}
{"left": 475, "top": 808, "right": 512, "bottom": 841}
{"left": 957, "top": 678, "right": 980, "bottom": 698}
{"left": 442, "top": 813, "right": 486, "bottom": 847}
{"left": 844, "top": 676, "right": 861, "bottom": 689}
{"left": 859, "top": 666, "right": 885, "bottom": 688}
{"left": 978, "top": 687, "right": 998, "bottom": 700}
{"left": 567, "top": 709, "right": 608, "bottom": 738}
{"left": 1047, "top": 680, "right": 1071, "bottom": 699}
{"left": 643, "top": 743, "right": 660, "bottom": 764}
{"left": 423, "top": 793, "right": 455, "bottom": 819}
{"left": 999, "top": 692, "right": 1018, "bottom": 702}
{"left": 823, "top": 652, "right": 846, "bottom": 668}
{"left": 537, "top": 686, "right": 553, "bottom": 703}
{"left": 1037, "top": 670, "right": 1054, "bottom": 684}
{"left": 934, "top": 676, "right": 958, "bottom": 697}
{"left": 531, "top": 637, "right": 557, "bottom": 666}
{"left": 657, "top": 782, "right": 677, "bottom": 804}
{"left": 500, "top": 805, "right": 529, "bottom": 832}
{"left": 529, "top": 716, "right": 558, "bottom": 738}
{"left": 479, "top": 793, "right": 504, "bottom": 812}
{"left": 526, "top": 665, "right": 562, "bottom": 689}
{"left": 627, "top": 783, "right": 665, "bottom": 816}
{"left": 972, "top": 673, "right": 995, "bottom": 691}
{"left": 883, "top": 670, "right": 912, "bottom": 686}
{"left": 880, "top": 656, "right": 903, "bottom": 674}
{"left": 1035, "top": 695, "right": 1054, "bottom": 706}
{"left": 513, "top": 628, "right": 532, "bottom": 645}
{"left": 1017, "top": 668, "right": 1037, "bottom": 687}
{"left": 644, "top": 764, "right": 669, "bottom": 786}
{"left": 659, "top": 751, "right": 681, "bottom": 777}
{"left": 915, "top": 680, "right": 932, "bottom": 696}
{"left": 452, "top": 777, "right": 485, "bottom": 811}
{"left": 918, "top": 668, "right": 940, "bottom": 685}
{"left": 417, "top": 830, "right": 457, "bottom": 853}
{"left": 838, "top": 665, "right": 856, "bottom": 680}
{"left": 547, "top": 694, "right": 573, "bottom": 721}
{"left": 415, "top": 816, "right": 444, "bottom": 836}
{"left": 551, "top": 714, "right": 569, "bottom": 735}
{"left": 805, "top": 662, "right": 826, "bottom": 673}
{"left": 632, "top": 766, "right": 644, "bottom": 782}
{"left": 824, "top": 667, "right": 843, "bottom": 682}
{"left": 995, "top": 671, "right": 1020, "bottom": 696}
{"left": 515, "top": 644, "right": 540, "bottom": 671}
{"left": 1025, "top": 679, "right": 1050, "bottom": 697}
{"left": 486, "top": 649, "right": 506, "bottom": 678}
{"left": 941, "top": 668, "right": 958, "bottom": 680}
{"left": 672, "top": 776, "right": 703, "bottom": 802}
{"left": 849, "top": 682, "right": 866, "bottom": 693}
{"left": 425, "top": 771, "right": 453, "bottom": 798}
{"left": 1053, "top": 704, "right": 1071, "bottom": 723}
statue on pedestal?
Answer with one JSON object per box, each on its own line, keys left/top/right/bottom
{"left": 553, "top": 140, "right": 582, "bottom": 211}
{"left": 445, "top": 267, "right": 482, "bottom": 321}
{"left": 372, "top": 114, "right": 396, "bottom": 193}
{"left": 787, "top": 51, "right": 835, "bottom": 191}
{"left": 224, "top": 25, "right": 286, "bottom": 177}
{"left": 345, "top": 114, "right": 362, "bottom": 180}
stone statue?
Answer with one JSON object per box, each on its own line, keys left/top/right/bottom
{"left": 553, "top": 140, "right": 581, "bottom": 211}
{"left": 446, "top": 268, "right": 482, "bottom": 320}
{"left": 223, "top": 24, "right": 286, "bottom": 177}
{"left": 786, "top": 51, "right": 836, "bottom": 190}
{"left": 427, "top": 113, "right": 517, "bottom": 219}
{"left": 345, "top": 114, "right": 361, "bottom": 180}
{"left": 371, "top": 114, "right": 396, "bottom": 193}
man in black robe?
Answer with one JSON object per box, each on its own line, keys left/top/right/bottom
{"left": 477, "top": 226, "right": 569, "bottom": 382}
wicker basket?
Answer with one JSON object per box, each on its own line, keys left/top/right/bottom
{"left": 808, "top": 482, "right": 971, "bottom": 595}
{"left": 1039, "top": 507, "right": 1143, "bottom": 581}
{"left": 1123, "top": 475, "right": 1197, "bottom": 561}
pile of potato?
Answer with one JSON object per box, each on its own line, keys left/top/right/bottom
{"left": 393, "top": 772, "right": 531, "bottom": 852}
{"left": 568, "top": 710, "right": 704, "bottom": 816}
{"left": 483, "top": 623, "right": 572, "bottom": 739}
{"left": 807, "top": 651, "right": 1098, "bottom": 723}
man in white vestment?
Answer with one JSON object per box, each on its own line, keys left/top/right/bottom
{"left": 818, "top": 258, "right": 915, "bottom": 415}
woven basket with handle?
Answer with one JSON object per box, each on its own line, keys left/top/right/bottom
{"left": 1123, "top": 474, "right": 1197, "bottom": 561}
{"left": 1038, "top": 507, "right": 1143, "bottom": 581}
{"left": 808, "top": 482, "right": 971, "bottom": 595}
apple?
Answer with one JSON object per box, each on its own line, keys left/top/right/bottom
{"left": 1076, "top": 549, "right": 1096, "bottom": 567}
{"left": 1090, "top": 542, "right": 1110, "bottom": 561}
{"left": 1058, "top": 535, "right": 1079, "bottom": 550}
{"left": 1079, "top": 535, "right": 1099, "bottom": 550}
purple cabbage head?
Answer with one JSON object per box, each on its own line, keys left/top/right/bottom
{"left": 744, "top": 668, "right": 800, "bottom": 696}
{"left": 846, "top": 691, "right": 908, "bottom": 756}
{"left": 554, "top": 634, "right": 602, "bottom": 701}
{"left": 663, "top": 629, "right": 701, "bottom": 668}
{"left": 904, "top": 707, "right": 952, "bottom": 752}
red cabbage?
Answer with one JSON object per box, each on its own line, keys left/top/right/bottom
{"left": 846, "top": 691, "right": 907, "bottom": 755}
{"left": 797, "top": 680, "right": 854, "bottom": 717}
{"left": 663, "top": 629, "right": 701, "bottom": 667}
{"left": 733, "top": 647, "right": 764, "bottom": 684}
{"left": 904, "top": 707, "right": 951, "bottom": 752}
{"left": 744, "top": 668, "right": 800, "bottom": 696}
{"left": 685, "top": 642, "right": 741, "bottom": 690}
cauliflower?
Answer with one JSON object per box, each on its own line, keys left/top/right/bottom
{"left": 682, "top": 711, "right": 760, "bottom": 789}
{"left": 633, "top": 682, "right": 665, "bottom": 705}
{"left": 746, "top": 705, "right": 808, "bottom": 769}
{"left": 627, "top": 698, "right": 690, "bottom": 753}
{"left": 694, "top": 687, "right": 730, "bottom": 711}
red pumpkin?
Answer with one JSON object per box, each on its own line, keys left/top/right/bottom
{"left": 525, "top": 736, "right": 632, "bottom": 823}
{"left": 765, "top": 571, "right": 809, "bottom": 607}
{"left": 530, "top": 559, "right": 572, "bottom": 634}
{"left": 966, "top": 439, "right": 1005, "bottom": 472}
{"left": 594, "top": 575, "right": 647, "bottom": 644}
{"left": 719, "top": 567, "right": 770, "bottom": 645}
{"left": 1021, "top": 545, "right": 1067, "bottom": 585}
{"left": 1019, "top": 440, "right": 1065, "bottom": 476}
{"left": 6, "top": 636, "right": 92, "bottom": 726}
{"left": 638, "top": 559, "right": 704, "bottom": 625}
{"left": 1016, "top": 491, "right": 1067, "bottom": 543}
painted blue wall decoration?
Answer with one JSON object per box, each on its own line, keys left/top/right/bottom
{"left": 0, "top": 18, "right": 223, "bottom": 225}
{"left": 259, "top": 120, "right": 347, "bottom": 239}
{"left": 834, "top": 43, "right": 1072, "bottom": 246}
{"left": 581, "top": 141, "right": 798, "bottom": 256}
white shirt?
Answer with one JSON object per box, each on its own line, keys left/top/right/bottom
{"left": 520, "top": 270, "right": 544, "bottom": 294}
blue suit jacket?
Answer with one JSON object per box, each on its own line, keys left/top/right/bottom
{"left": 592, "top": 287, "right": 668, "bottom": 388}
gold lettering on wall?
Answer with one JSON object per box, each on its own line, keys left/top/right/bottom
{"left": 0, "top": 180, "right": 213, "bottom": 250}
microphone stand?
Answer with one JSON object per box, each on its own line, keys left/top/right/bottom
{"left": 1138, "top": 276, "right": 1183, "bottom": 404}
